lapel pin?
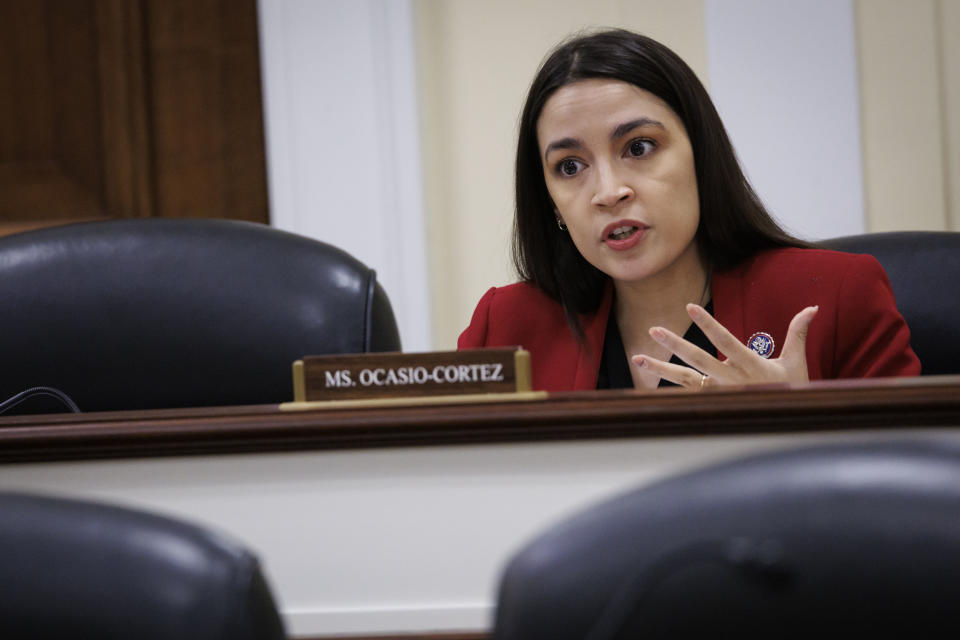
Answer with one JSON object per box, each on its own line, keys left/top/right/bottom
{"left": 747, "top": 332, "right": 775, "bottom": 358}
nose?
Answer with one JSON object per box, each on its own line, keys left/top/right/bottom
{"left": 590, "top": 163, "right": 634, "bottom": 208}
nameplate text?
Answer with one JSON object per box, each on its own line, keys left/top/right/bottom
{"left": 292, "top": 348, "right": 531, "bottom": 402}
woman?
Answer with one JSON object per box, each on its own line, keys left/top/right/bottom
{"left": 458, "top": 29, "right": 920, "bottom": 391}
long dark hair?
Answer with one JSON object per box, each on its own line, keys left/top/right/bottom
{"left": 513, "top": 29, "right": 806, "bottom": 319}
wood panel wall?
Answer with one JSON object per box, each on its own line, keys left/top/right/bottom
{"left": 0, "top": 0, "right": 269, "bottom": 236}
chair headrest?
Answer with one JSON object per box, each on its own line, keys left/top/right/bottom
{"left": 0, "top": 491, "right": 286, "bottom": 640}
{"left": 494, "top": 439, "right": 960, "bottom": 639}
{"left": 0, "top": 219, "right": 401, "bottom": 411}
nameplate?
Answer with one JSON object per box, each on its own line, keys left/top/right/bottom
{"left": 291, "top": 348, "right": 531, "bottom": 402}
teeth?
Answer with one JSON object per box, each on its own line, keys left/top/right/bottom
{"left": 609, "top": 225, "right": 637, "bottom": 240}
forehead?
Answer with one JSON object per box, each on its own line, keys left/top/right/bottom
{"left": 537, "top": 78, "right": 681, "bottom": 143}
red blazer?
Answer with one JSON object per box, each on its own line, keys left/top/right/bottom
{"left": 458, "top": 248, "right": 921, "bottom": 391}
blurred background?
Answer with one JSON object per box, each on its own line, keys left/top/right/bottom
{"left": 2, "top": 0, "right": 957, "bottom": 352}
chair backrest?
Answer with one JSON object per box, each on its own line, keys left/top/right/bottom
{"left": 820, "top": 231, "right": 960, "bottom": 375}
{"left": 0, "top": 219, "right": 401, "bottom": 412}
{"left": 493, "top": 440, "right": 960, "bottom": 639}
{"left": 0, "top": 491, "right": 286, "bottom": 640}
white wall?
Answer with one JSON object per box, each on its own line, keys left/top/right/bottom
{"left": 257, "top": 0, "right": 431, "bottom": 352}
{"left": 704, "top": 0, "right": 864, "bottom": 240}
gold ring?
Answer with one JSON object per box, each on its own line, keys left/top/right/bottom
{"left": 699, "top": 373, "right": 707, "bottom": 389}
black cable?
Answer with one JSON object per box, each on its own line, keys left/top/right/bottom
{"left": 0, "top": 387, "right": 81, "bottom": 415}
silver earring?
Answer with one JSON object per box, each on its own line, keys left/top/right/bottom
{"left": 556, "top": 218, "right": 566, "bottom": 231}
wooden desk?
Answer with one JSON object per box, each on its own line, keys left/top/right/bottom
{"left": 2, "top": 376, "right": 959, "bottom": 638}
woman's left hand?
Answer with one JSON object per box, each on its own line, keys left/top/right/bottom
{"left": 632, "top": 303, "right": 819, "bottom": 389}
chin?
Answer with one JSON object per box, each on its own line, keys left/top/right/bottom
{"left": 604, "top": 266, "right": 657, "bottom": 284}
{"left": 593, "top": 256, "right": 652, "bottom": 281}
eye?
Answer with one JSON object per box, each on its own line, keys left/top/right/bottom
{"left": 556, "top": 158, "right": 585, "bottom": 177}
{"left": 627, "top": 138, "right": 657, "bottom": 157}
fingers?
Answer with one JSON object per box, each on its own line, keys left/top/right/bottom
{"left": 636, "top": 304, "right": 818, "bottom": 390}
{"left": 780, "top": 305, "right": 819, "bottom": 364}
{"left": 648, "top": 325, "right": 725, "bottom": 378}
{"left": 633, "top": 355, "right": 706, "bottom": 388}
{"left": 685, "top": 303, "right": 755, "bottom": 364}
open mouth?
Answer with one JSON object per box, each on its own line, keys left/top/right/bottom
{"left": 607, "top": 225, "right": 638, "bottom": 241}
{"left": 601, "top": 220, "right": 647, "bottom": 250}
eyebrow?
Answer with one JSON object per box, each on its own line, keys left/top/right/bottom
{"left": 611, "top": 117, "right": 664, "bottom": 140}
{"left": 543, "top": 117, "right": 666, "bottom": 160}
{"left": 543, "top": 137, "right": 582, "bottom": 160}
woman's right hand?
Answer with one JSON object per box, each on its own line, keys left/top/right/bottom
{"left": 632, "top": 303, "right": 819, "bottom": 389}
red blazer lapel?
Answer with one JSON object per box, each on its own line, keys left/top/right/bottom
{"left": 711, "top": 263, "right": 747, "bottom": 361}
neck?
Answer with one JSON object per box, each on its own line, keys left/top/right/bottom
{"left": 613, "top": 247, "right": 710, "bottom": 333}
{"left": 612, "top": 245, "right": 709, "bottom": 390}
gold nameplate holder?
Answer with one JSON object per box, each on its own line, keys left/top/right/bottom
{"left": 281, "top": 347, "right": 545, "bottom": 410}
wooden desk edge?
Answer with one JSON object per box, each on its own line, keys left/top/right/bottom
{"left": 1, "top": 375, "right": 958, "bottom": 464}
{"left": 279, "top": 390, "right": 548, "bottom": 411}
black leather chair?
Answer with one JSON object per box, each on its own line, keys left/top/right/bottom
{"left": 0, "top": 219, "right": 401, "bottom": 412}
{"left": 0, "top": 491, "right": 286, "bottom": 639}
{"left": 493, "top": 440, "right": 960, "bottom": 639}
{"left": 821, "top": 231, "right": 960, "bottom": 375}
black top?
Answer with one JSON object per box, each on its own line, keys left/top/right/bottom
{"left": 597, "top": 301, "right": 716, "bottom": 389}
